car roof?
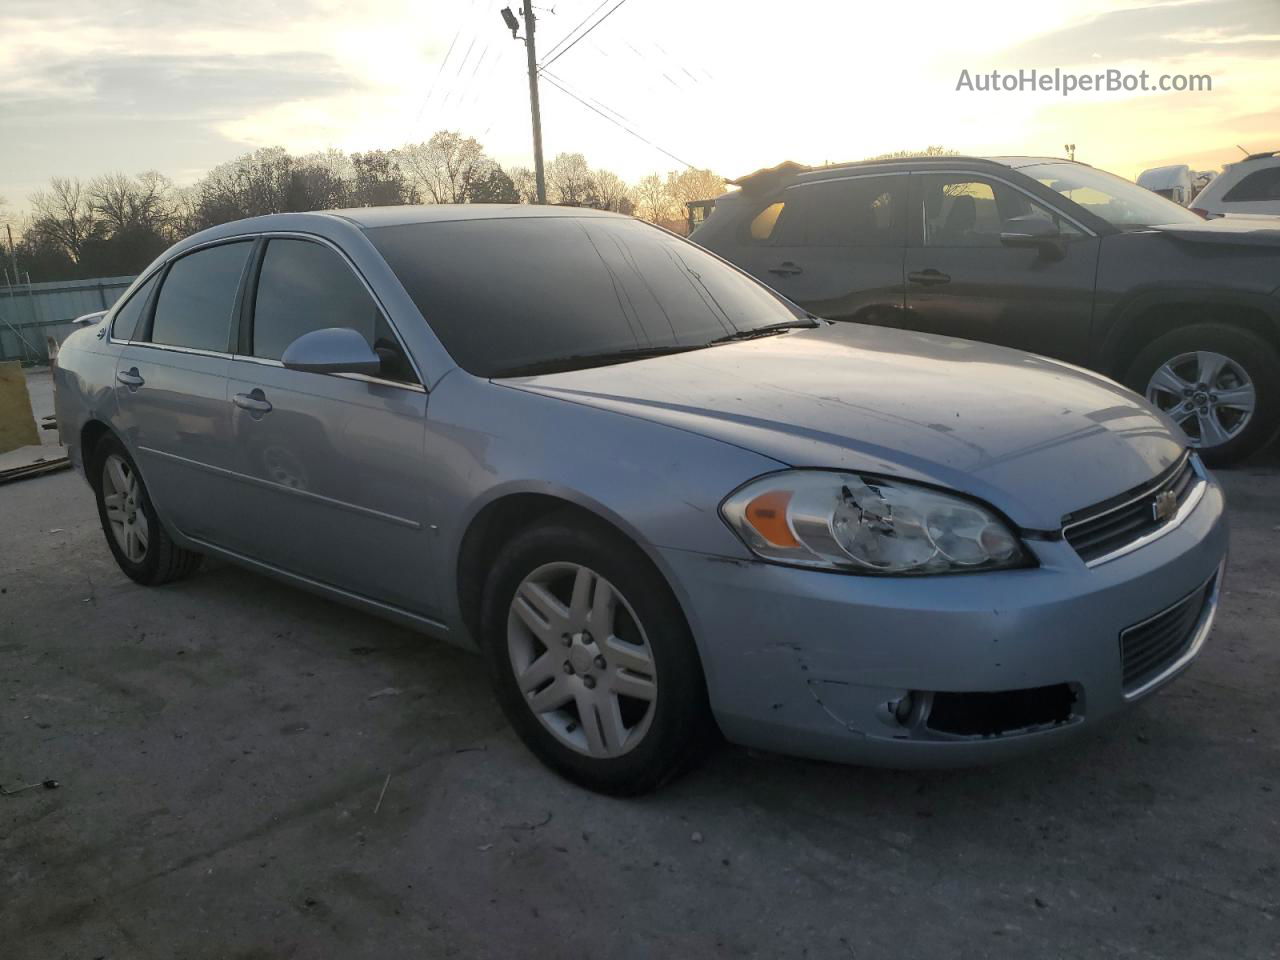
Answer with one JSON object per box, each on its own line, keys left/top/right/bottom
{"left": 322, "top": 204, "right": 626, "bottom": 228}
{"left": 730, "top": 155, "right": 1078, "bottom": 193}
{"left": 167, "top": 204, "right": 630, "bottom": 255}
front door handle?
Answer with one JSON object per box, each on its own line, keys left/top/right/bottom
{"left": 233, "top": 390, "right": 273, "bottom": 415}
{"left": 908, "top": 269, "right": 951, "bottom": 286}
{"left": 116, "top": 367, "right": 145, "bottom": 389}
{"left": 768, "top": 261, "right": 804, "bottom": 277}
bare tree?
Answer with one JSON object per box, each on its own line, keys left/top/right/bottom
{"left": 506, "top": 166, "right": 539, "bottom": 204}
{"left": 400, "top": 132, "right": 490, "bottom": 204}
{"left": 590, "top": 169, "right": 633, "bottom": 213}
{"left": 546, "top": 153, "right": 594, "bottom": 206}
{"left": 88, "top": 171, "right": 176, "bottom": 235}
{"left": 28, "top": 178, "right": 98, "bottom": 261}
{"left": 665, "top": 168, "right": 726, "bottom": 214}
{"left": 864, "top": 145, "right": 958, "bottom": 161}
{"left": 633, "top": 173, "right": 676, "bottom": 223}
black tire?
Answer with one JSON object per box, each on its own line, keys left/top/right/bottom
{"left": 1123, "top": 323, "right": 1280, "bottom": 466}
{"left": 480, "top": 512, "right": 715, "bottom": 795}
{"left": 90, "top": 433, "right": 203, "bottom": 586}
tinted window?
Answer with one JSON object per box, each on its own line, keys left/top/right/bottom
{"left": 252, "top": 239, "right": 415, "bottom": 383}
{"left": 749, "top": 202, "right": 785, "bottom": 240}
{"left": 151, "top": 242, "right": 251, "bottom": 351}
{"left": 110, "top": 273, "right": 159, "bottom": 341}
{"left": 772, "top": 176, "right": 906, "bottom": 246}
{"left": 1222, "top": 167, "right": 1280, "bottom": 203}
{"left": 367, "top": 217, "right": 805, "bottom": 378}
{"left": 919, "top": 175, "right": 1082, "bottom": 247}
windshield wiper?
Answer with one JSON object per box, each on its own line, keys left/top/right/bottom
{"left": 708, "top": 317, "right": 822, "bottom": 344}
{"left": 491, "top": 344, "right": 706, "bottom": 378}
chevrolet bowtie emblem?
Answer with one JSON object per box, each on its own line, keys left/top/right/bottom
{"left": 1152, "top": 489, "right": 1178, "bottom": 523}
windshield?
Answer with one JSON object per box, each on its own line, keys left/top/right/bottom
{"left": 366, "top": 216, "right": 806, "bottom": 377}
{"left": 1021, "top": 162, "right": 1203, "bottom": 230}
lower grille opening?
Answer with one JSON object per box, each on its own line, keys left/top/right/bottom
{"left": 926, "top": 684, "right": 1077, "bottom": 737}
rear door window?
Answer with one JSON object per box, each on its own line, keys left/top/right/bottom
{"left": 110, "top": 273, "right": 159, "bottom": 341}
{"left": 250, "top": 238, "right": 415, "bottom": 383}
{"left": 756, "top": 176, "right": 906, "bottom": 246}
{"left": 150, "top": 242, "right": 252, "bottom": 351}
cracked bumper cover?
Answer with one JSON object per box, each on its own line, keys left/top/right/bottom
{"left": 658, "top": 479, "right": 1228, "bottom": 768}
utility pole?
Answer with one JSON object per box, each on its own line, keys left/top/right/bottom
{"left": 5, "top": 224, "right": 19, "bottom": 288}
{"left": 502, "top": 4, "right": 547, "bottom": 203}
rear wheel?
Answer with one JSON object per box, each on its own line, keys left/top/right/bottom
{"left": 91, "top": 434, "right": 203, "bottom": 585}
{"left": 480, "top": 514, "right": 714, "bottom": 795}
{"left": 1124, "top": 323, "right": 1280, "bottom": 465}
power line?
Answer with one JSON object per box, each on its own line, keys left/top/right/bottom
{"left": 540, "top": 0, "right": 611, "bottom": 63}
{"left": 539, "top": 0, "right": 631, "bottom": 72}
{"left": 539, "top": 70, "right": 695, "bottom": 169}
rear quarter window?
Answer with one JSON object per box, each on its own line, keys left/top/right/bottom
{"left": 1221, "top": 167, "right": 1280, "bottom": 203}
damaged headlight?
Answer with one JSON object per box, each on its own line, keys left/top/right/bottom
{"left": 720, "top": 471, "right": 1029, "bottom": 575}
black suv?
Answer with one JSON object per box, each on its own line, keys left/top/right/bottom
{"left": 691, "top": 156, "right": 1280, "bottom": 464}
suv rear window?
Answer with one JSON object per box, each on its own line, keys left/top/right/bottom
{"left": 1221, "top": 167, "right": 1280, "bottom": 203}
{"left": 367, "top": 217, "right": 803, "bottom": 378}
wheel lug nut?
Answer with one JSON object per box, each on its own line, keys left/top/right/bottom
{"left": 594, "top": 655, "right": 607, "bottom": 669}
{"left": 583, "top": 676, "right": 596, "bottom": 689}
{"left": 561, "top": 634, "right": 572, "bottom": 647}
{"left": 563, "top": 662, "right": 574, "bottom": 674}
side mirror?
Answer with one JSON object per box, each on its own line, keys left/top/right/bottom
{"left": 280, "top": 327, "right": 382, "bottom": 375}
{"left": 999, "top": 215, "right": 1060, "bottom": 247}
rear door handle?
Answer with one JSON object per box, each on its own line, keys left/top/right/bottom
{"left": 116, "top": 367, "right": 144, "bottom": 389}
{"left": 908, "top": 269, "right": 951, "bottom": 286}
{"left": 768, "top": 261, "right": 804, "bottom": 277}
{"left": 233, "top": 390, "right": 273, "bottom": 415}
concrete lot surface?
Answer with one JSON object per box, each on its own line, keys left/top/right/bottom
{"left": 2, "top": 457, "right": 1277, "bottom": 959}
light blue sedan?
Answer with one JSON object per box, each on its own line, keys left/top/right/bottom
{"left": 54, "top": 205, "right": 1228, "bottom": 793}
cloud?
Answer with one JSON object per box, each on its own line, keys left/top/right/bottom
{"left": 998, "top": 0, "right": 1280, "bottom": 66}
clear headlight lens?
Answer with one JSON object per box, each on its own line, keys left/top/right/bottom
{"left": 720, "top": 471, "right": 1027, "bottom": 575}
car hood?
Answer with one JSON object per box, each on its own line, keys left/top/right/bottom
{"left": 1149, "top": 218, "right": 1280, "bottom": 246}
{"left": 500, "top": 324, "right": 1185, "bottom": 530}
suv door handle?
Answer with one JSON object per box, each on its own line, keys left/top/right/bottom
{"left": 768, "top": 261, "right": 804, "bottom": 277}
{"left": 116, "top": 367, "right": 145, "bottom": 389}
{"left": 233, "top": 390, "right": 273, "bottom": 415}
{"left": 908, "top": 269, "right": 951, "bottom": 286}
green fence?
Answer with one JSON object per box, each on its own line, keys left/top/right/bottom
{"left": 0, "top": 275, "right": 135, "bottom": 364}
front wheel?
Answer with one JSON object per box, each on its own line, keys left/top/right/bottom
{"left": 480, "top": 515, "right": 715, "bottom": 795}
{"left": 1125, "top": 323, "right": 1280, "bottom": 466}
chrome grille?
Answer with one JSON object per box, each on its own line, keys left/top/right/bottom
{"left": 1063, "top": 454, "right": 1201, "bottom": 565}
{"left": 1120, "top": 573, "right": 1216, "bottom": 694}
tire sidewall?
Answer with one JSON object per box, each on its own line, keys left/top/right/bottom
{"left": 479, "top": 517, "right": 711, "bottom": 794}
{"left": 1124, "top": 324, "right": 1280, "bottom": 465}
{"left": 90, "top": 434, "right": 166, "bottom": 584}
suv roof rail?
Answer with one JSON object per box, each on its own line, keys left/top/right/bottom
{"left": 727, "top": 155, "right": 1032, "bottom": 193}
{"left": 1243, "top": 150, "right": 1279, "bottom": 161}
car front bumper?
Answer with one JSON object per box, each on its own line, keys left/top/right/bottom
{"left": 658, "top": 477, "right": 1228, "bottom": 767}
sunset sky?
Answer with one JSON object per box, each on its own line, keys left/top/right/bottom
{"left": 2, "top": 0, "right": 1277, "bottom": 212}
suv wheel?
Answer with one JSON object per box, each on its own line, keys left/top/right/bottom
{"left": 480, "top": 513, "right": 715, "bottom": 795}
{"left": 1124, "top": 323, "right": 1280, "bottom": 465}
{"left": 91, "top": 434, "right": 204, "bottom": 585}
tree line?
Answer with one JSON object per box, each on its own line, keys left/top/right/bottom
{"left": 5, "top": 131, "right": 727, "bottom": 283}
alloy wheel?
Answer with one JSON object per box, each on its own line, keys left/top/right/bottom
{"left": 506, "top": 561, "right": 657, "bottom": 758}
{"left": 101, "top": 453, "right": 149, "bottom": 563}
{"left": 1146, "top": 350, "right": 1255, "bottom": 448}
